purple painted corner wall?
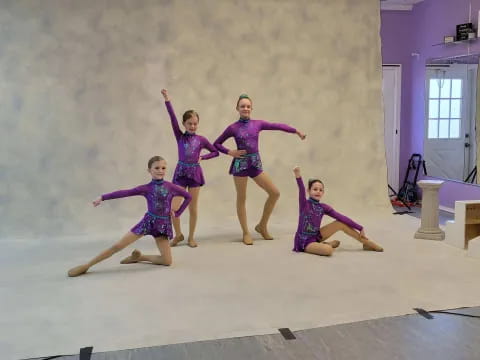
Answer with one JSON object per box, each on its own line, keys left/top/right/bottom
{"left": 381, "top": 0, "right": 480, "bottom": 209}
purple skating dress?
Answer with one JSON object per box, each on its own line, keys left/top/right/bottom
{"left": 101, "top": 179, "right": 191, "bottom": 239}
{"left": 165, "top": 101, "right": 219, "bottom": 187}
{"left": 214, "top": 119, "right": 297, "bottom": 178}
{"left": 293, "top": 177, "right": 363, "bottom": 252}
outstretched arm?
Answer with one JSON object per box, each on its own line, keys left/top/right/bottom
{"left": 260, "top": 120, "right": 306, "bottom": 139}
{"left": 161, "top": 89, "right": 183, "bottom": 140}
{"left": 95, "top": 185, "right": 147, "bottom": 206}
{"left": 293, "top": 167, "right": 307, "bottom": 210}
{"left": 260, "top": 120, "right": 296, "bottom": 133}
{"left": 323, "top": 205, "right": 363, "bottom": 231}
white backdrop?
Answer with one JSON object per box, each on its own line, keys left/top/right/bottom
{"left": 0, "top": 0, "right": 388, "bottom": 239}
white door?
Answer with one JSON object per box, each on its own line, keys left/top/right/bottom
{"left": 424, "top": 64, "right": 468, "bottom": 181}
{"left": 382, "top": 65, "right": 401, "bottom": 191}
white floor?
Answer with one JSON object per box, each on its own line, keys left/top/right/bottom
{"left": 2, "top": 211, "right": 479, "bottom": 360}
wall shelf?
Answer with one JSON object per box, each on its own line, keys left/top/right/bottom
{"left": 433, "top": 37, "right": 480, "bottom": 46}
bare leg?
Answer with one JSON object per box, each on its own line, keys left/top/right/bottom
{"left": 171, "top": 189, "right": 186, "bottom": 246}
{"left": 187, "top": 187, "right": 200, "bottom": 247}
{"left": 233, "top": 176, "right": 253, "bottom": 245}
{"left": 133, "top": 236, "right": 173, "bottom": 265}
{"left": 252, "top": 172, "right": 280, "bottom": 240}
{"left": 305, "top": 242, "right": 334, "bottom": 256}
{"left": 68, "top": 231, "right": 142, "bottom": 277}
{"left": 320, "top": 221, "right": 383, "bottom": 252}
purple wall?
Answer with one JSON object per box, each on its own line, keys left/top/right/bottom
{"left": 380, "top": 11, "right": 414, "bottom": 188}
{"left": 381, "top": 0, "right": 480, "bottom": 209}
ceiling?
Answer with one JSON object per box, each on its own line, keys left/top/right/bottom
{"left": 380, "top": 0, "right": 424, "bottom": 11}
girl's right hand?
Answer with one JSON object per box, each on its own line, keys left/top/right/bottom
{"left": 92, "top": 197, "right": 102, "bottom": 207}
{"left": 161, "top": 89, "right": 169, "bottom": 101}
{"left": 228, "top": 149, "right": 247, "bottom": 158}
{"left": 293, "top": 166, "right": 301, "bottom": 177}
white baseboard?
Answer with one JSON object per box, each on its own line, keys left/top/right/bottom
{"left": 439, "top": 205, "right": 455, "bottom": 214}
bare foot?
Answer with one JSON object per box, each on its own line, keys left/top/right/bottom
{"left": 170, "top": 234, "right": 184, "bottom": 247}
{"left": 243, "top": 233, "right": 253, "bottom": 245}
{"left": 255, "top": 224, "right": 273, "bottom": 240}
{"left": 324, "top": 240, "right": 340, "bottom": 248}
{"left": 120, "top": 249, "right": 142, "bottom": 264}
{"left": 362, "top": 238, "right": 384, "bottom": 252}
{"left": 188, "top": 238, "right": 198, "bottom": 248}
{"left": 68, "top": 264, "right": 89, "bottom": 277}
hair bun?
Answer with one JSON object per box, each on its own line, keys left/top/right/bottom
{"left": 239, "top": 93, "right": 250, "bottom": 99}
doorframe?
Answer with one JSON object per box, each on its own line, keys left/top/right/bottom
{"left": 382, "top": 64, "right": 402, "bottom": 192}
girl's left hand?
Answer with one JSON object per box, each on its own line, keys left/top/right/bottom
{"left": 360, "top": 229, "right": 366, "bottom": 238}
{"left": 297, "top": 131, "right": 306, "bottom": 140}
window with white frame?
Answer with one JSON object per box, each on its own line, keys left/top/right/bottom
{"left": 427, "top": 77, "right": 462, "bottom": 139}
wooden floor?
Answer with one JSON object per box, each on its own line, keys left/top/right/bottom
{"left": 31, "top": 307, "right": 480, "bottom": 360}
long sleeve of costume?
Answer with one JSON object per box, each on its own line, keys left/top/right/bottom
{"left": 296, "top": 177, "right": 307, "bottom": 210}
{"left": 171, "top": 184, "right": 192, "bottom": 217}
{"left": 323, "top": 204, "right": 363, "bottom": 231}
{"left": 214, "top": 126, "right": 233, "bottom": 154}
{"left": 259, "top": 120, "right": 296, "bottom": 133}
{"left": 165, "top": 101, "right": 183, "bottom": 140}
{"left": 101, "top": 185, "right": 148, "bottom": 201}
{"left": 200, "top": 138, "right": 220, "bottom": 160}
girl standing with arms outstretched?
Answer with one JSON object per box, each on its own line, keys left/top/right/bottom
{"left": 214, "top": 94, "right": 306, "bottom": 245}
{"left": 67, "top": 156, "right": 191, "bottom": 277}
{"left": 292, "top": 166, "right": 383, "bottom": 256}
{"left": 161, "top": 89, "right": 219, "bottom": 247}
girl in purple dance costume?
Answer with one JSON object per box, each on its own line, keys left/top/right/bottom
{"left": 67, "top": 156, "right": 191, "bottom": 277}
{"left": 214, "top": 94, "right": 306, "bottom": 245}
{"left": 292, "top": 166, "right": 383, "bottom": 256}
{"left": 161, "top": 89, "right": 219, "bottom": 248}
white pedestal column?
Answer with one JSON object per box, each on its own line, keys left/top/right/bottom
{"left": 414, "top": 180, "right": 445, "bottom": 240}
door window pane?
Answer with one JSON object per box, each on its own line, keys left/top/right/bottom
{"left": 450, "top": 119, "right": 460, "bottom": 138}
{"left": 429, "top": 100, "right": 439, "bottom": 118}
{"left": 439, "top": 119, "right": 449, "bottom": 138}
{"left": 439, "top": 100, "right": 450, "bottom": 118}
{"left": 450, "top": 99, "right": 461, "bottom": 118}
{"left": 451, "top": 79, "right": 462, "bottom": 98}
{"left": 440, "top": 79, "right": 451, "bottom": 98}
{"left": 430, "top": 79, "right": 440, "bottom": 98}
{"left": 428, "top": 119, "right": 438, "bottom": 138}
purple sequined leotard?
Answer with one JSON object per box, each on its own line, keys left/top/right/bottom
{"left": 293, "top": 177, "right": 363, "bottom": 252}
{"left": 101, "top": 179, "right": 191, "bottom": 239}
{"left": 214, "top": 119, "right": 297, "bottom": 177}
{"left": 165, "top": 101, "right": 219, "bottom": 187}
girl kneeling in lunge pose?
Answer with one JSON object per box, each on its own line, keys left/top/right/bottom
{"left": 67, "top": 156, "right": 191, "bottom": 277}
